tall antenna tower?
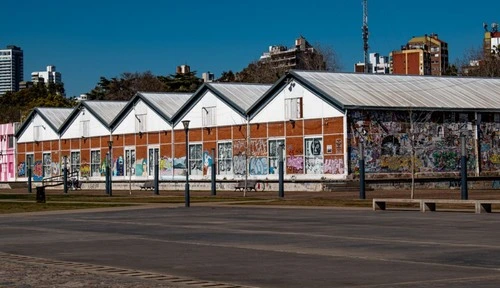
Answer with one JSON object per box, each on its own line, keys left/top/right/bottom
{"left": 362, "top": 0, "right": 369, "bottom": 73}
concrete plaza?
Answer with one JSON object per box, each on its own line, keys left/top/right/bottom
{"left": 1, "top": 202, "right": 500, "bottom": 287}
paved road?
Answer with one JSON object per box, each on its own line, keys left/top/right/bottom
{"left": 2, "top": 204, "right": 500, "bottom": 287}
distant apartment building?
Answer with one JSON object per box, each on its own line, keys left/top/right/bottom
{"left": 31, "top": 65, "right": 62, "bottom": 85}
{"left": 390, "top": 34, "right": 448, "bottom": 76}
{"left": 0, "top": 45, "right": 24, "bottom": 95}
{"left": 354, "top": 53, "right": 390, "bottom": 74}
{"left": 484, "top": 23, "right": 500, "bottom": 57}
{"left": 202, "top": 72, "right": 215, "bottom": 82}
{"left": 176, "top": 65, "right": 191, "bottom": 74}
{"left": 259, "top": 36, "right": 325, "bottom": 70}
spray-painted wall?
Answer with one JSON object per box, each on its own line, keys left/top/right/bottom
{"left": 348, "top": 110, "right": 500, "bottom": 176}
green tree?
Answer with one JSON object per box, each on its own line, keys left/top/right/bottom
{"left": 217, "top": 70, "right": 236, "bottom": 82}
{"left": 0, "top": 83, "right": 74, "bottom": 123}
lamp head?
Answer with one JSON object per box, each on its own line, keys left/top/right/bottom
{"left": 182, "top": 120, "right": 190, "bottom": 130}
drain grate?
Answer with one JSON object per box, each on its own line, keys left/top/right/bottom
{"left": 0, "top": 252, "right": 256, "bottom": 288}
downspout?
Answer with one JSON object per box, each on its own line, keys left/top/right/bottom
{"left": 344, "top": 109, "right": 349, "bottom": 179}
{"left": 244, "top": 115, "right": 250, "bottom": 197}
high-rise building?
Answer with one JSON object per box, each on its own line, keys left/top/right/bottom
{"left": 390, "top": 47, "right": 431, "bottom": 75}
{"left": 0, "top": 45, "right": 24, "bottom": 95}
{"left": 390, "top": 34, "right": 448, "bottom": 76}
{"left": 31, "top": 65, "right": 62, "bottom": 85}
{"left": 259, "top": 36, "right": 325, "bottom": 70}
{"left": 407, "top": 34, "right": 448, "bottom": 75}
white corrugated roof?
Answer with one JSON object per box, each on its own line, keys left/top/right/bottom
{"left": 138, "top": 92, "right": 191, "bottom": 119}
{"left": 292, "top": 71, "right": 500, "bottom": 110}
{"left": 84, "top": 101, "right": 128, "bottom": 125}
{"left": 208, "top": 83, "right": 271, "bottom": 111}
{"left": 36, "top": 107, "right": 74, "bottom": 130}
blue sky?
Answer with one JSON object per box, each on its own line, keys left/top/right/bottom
{"left": 2, "top": 0, "right": 498, "bottom": 97}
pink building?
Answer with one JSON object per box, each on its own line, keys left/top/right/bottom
{"left": 0, "top": 123, "right": 17, "bottom": 182}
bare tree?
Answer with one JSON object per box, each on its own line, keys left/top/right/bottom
{"left": 458, "top": 46, "right": 500, "bottom": 77}
{"left": 408, "top": 110, "right": 433, "bottom": 199}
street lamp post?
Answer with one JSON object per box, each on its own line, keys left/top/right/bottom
{"left": 278, "top": 144, "right": 284, "bottom": 198}
{"left": 154, "top": 149, "right": 159, "bottom": 195}
{"left": 359, "top": 140, "right": 366, "bottom": 200}
{"left": 108, "top": 140, "right": 113, "bottom": 196}
{"left": 211, "top": 148, "right": 216, "bottom": 196}
{"left": 182, "top": 120, "right": 190, "bottom": 207}
{"left": 63, "top": 156, "right": 68, "bottom": 194}
{"left": 461, "top": 134, "right": 468, "bottom": 200}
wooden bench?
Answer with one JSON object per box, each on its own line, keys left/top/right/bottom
{"left": 234, "top": 180, "right": 258, "bottom": 192}
{"left": 373, "top": 198, "right": 500, "bottom": 214}
{"left": 140, "top": 180, "right": 155, "bottom": 190}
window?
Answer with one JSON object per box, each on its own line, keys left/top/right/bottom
{"left": 80, "top": 120, "right": 89, "bottom": 137}
{"left": 7, "top": 135, "right": 13, "bottom": 148}
{"left": 189, "top": 144, "right": 203, "bottom": 175}
{"left": 124, "top": 149, "right": 135, "bottom": 176}
{"left": 268, "top": 139, "right": 284, "bottom": 175}
{"left": 218, "top": 142, "right": 233, "bottom": 175}
{"left": 70, "top": 151, "right": 80, "bottom": 175}
{"left": 43, "top": 153, "right": 51, "bottom": 177}
{"left": 285, "top": 97, "right": 303, "bottom": 120}
{"left": 33, "top": 126, "right": 41, "bottom": 141}
{"left": 91, "top": 150, "right": 101, "bottom": 177}
{"left": 148, "top": 148, "right": 159, "bottom": 176}
{"left": 135, "top": 114, "right": 146, "bottom": 133}
{"left": 202, "top": 106, "right": 216, "bottom": 126}
{"left": 304, "top": 137, "right": 323, "bottom": 174}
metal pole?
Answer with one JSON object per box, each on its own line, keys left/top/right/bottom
{"left": 128, "top": 164, "right": 132, "bottom": 195}
{"left": 105, "top": 152, "right": 110, "bottom": 195}
{"left": 154, "top": 149, "right": 159, "bottom": 195}
{"left": 183, "top": 120, "right": 190, "bottom": 207}
{"left": 461, "top": 134, "right": 468, "bottom": 200}
{"left": 211, "top": 148, "right": 216, "bottom": 196}
{"left": 278, "top": 144, "right": 284, "bottom": 198}
{"left": 359, "top": 141, "right": 366, "bottom": 199}
{"left": 108, "top": 141, "right": 113, "bottom": 197}
{"left": 27, "top": 158, "right": 32, "bottom": 193}
{"left": 63, "top": 156, "right": 68, "bottom": 194}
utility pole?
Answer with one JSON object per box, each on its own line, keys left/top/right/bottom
{"left": 362, "top": 0, "right": 369, "bottom": 73}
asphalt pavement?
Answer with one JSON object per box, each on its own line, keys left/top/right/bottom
{"left": 1, "top": 203, "right": 500, "bottom": 287}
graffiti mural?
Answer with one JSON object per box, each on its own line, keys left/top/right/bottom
{"left": 305, "top": 138, "right": 323, "bottom": 174}
{"left": 287, "top": 155, "right": 304, "bottom": 174}
{"left": 33, "top": 160, "right": 43, "bottom": 181}
{"left": 347, "top": 110, "right": 485, "bottom": 175}
{"left": 233, "top": 154, "right": 246, "bottom": 175}
{"left": 17, "top": 162, "right": 25, "bottom": 177}
{"left": 160, "top": 157, "right": 173, "bottom": 179}
{"left": 249, "top": 157, "right": 268, "bottom": 175}
{"left": 50, "top": 162, "right": 60, "bottom": 176}
{"left": 324, "top": 158, "right": 344, "bottom": 174}
{"left": 203, "top": 151, "right": 213, "bottom": 176}
{"left": 80, "top": 162, "right": 90, "bottom": 178}
{"left": 218, "top": 142, "right": 233, "bottom": 175}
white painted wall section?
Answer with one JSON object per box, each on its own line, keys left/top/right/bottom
{"left": 251, "top": 82, "right": 344, "bottom": 124}
{"left": 17, "top": 115, "right": 58, "bottom": 143}
{"left": 113, "top": 100, "right": 172, "bottom": 134}
{"left": 174, "top": 90, "right": 246, "bottom": 130}
{"left": 61, "top": 111, "right": 109, "bottom": 139}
